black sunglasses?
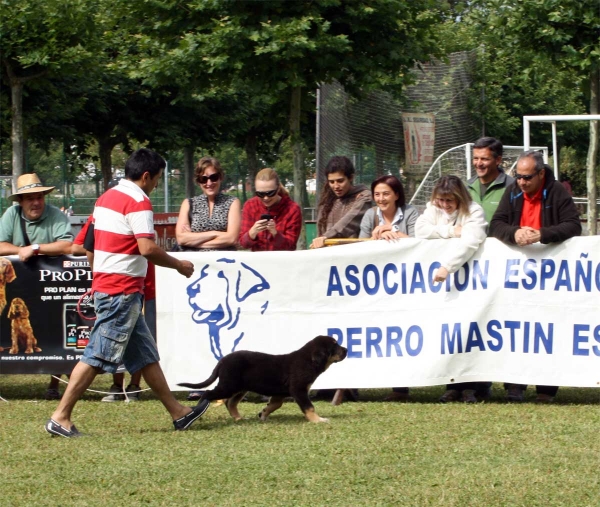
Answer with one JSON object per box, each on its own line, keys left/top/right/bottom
{"left": 255, "top": 189, "right": 278, "bottom": 198}
{"left": 515, "top": 172, "right": 539, "bottom": 181}
{"left": 198, "top": 173, "right": 220, "bottom": 185}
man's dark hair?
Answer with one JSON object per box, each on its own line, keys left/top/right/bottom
{"left": 125, "top": 148, "right": 166, "bottom": 181}
{"left": 473, "top": 137, "right": 503, "bottom": 158}
{"left": 518, "top": 150, "right": 545, "bottom": 172}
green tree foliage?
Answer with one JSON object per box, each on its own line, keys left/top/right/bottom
{"left": 122, "top": 0, "right": 442, "bottom": 211}
{"left": 437, "top": 3, "right": 588, "bottom": 146}
{"left": 469, "top": 0, "right": 600, "bottom": 229}
{"left": 0, "top": 0, "right": 103, "bottom": 184}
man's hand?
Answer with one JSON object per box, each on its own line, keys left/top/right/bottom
{"left": 515, "top": 227, "right": 540, "bottom": 246}
{"left": 177, "top": 260, "right": 194, "bottom": 278}
{"left": 18, "top": 245, "right": 35, "bottom": 262}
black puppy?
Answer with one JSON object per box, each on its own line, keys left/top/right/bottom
{"left": 179, "top": 335, "right": 347, "bottom": 423}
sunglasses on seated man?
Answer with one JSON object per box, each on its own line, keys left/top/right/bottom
{"left": 197, "top": 173, "right": 220, "bottom": 184}
{"left": 255, "top": 189, "right": 278, "bottom": 198}
{"left": 515, "top": 172, "right": 540, "bottom": 181}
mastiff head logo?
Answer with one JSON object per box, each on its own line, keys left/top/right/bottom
{"left": 186, "top": 258, "right": 270, "bottom": 360}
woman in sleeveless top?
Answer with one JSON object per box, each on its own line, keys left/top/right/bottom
{"left": 175, "top": 156, "right": 241, "bottom": 401}
{"left": 175, "top": 157, "right": 240, "bottom": 252}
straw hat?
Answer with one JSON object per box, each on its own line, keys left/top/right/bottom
{"left": 9, "top": 173, "right": 55, "bottom": 201}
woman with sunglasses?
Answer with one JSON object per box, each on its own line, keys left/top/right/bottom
{"left": 175, "top": 156, "right": 240, "bottom": 253}
{"left": 415, "top": 174, "right": 488, "bottom": 404}
{"left": 239, "top": 168, "right": 302, "bottom": 251}
{"left": 176, "top": 156, "right": 240, "bottom": 400}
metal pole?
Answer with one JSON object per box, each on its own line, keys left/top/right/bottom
{"left": 465, "top": 143, "right": 473, "bottom": 180}
{"left": 523, "top": 119, "right": 530, "bottom": 152}
{"left": 164, "top": 160, "right": 169, "bottom": 212}
{"left": 551, "top": 121, "right": 558, "bottom": 179}
{"left": 315, "top": 86, "right": 321, "bottom": 178}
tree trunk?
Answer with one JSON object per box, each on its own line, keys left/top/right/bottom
{"left": 98, "top": 137, "right": 115, "bottom": 191}
{"left": 184, "top": 145, "right": 195, "bottom": 198}
{"left": 290, "top": 86, "right": 307, "bottom": 249}
{"left": 10, "top": 79, "right": 24, "bottom": 191}
{"left": 586, "top": 68, "right": 599, "bottom": 235}
{"left": 3, "top": 59, "right": 46, "bottom": 192}
{"left": 245, "top": 133, "right": 258, "bottom": 192}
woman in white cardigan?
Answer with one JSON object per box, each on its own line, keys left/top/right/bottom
{"left": 415, "top": 175, "right": 487, "bottom": 282}
{"left": 415, "top": 175, "right": 488, "bottom": 404}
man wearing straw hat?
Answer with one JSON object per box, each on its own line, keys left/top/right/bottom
{"left": 0, "top": 173, "right": 73, "bottom": 259}
{"left": 0, "top": 173, "right": 74, "bottom": 399}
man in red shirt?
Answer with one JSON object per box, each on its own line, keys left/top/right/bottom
{"left": 46, "top": 149, "right": 207, "bottom": 437}
{"left": 490, "top": 150, "right": 581, "bottom": 403}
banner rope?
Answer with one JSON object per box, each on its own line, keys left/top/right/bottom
{"left": 51, "top": 374, "right": 152, "bottom": 401}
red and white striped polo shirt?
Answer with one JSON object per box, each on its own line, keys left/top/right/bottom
{"left": 92, "top": 179, "right": 155, "bottom": 295}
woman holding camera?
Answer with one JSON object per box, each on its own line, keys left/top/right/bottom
{"left": 239, "top": 168, "right": 302, "bottom": 251}
{"left": 175, "top": 156, "right": 240, "bottom": 253}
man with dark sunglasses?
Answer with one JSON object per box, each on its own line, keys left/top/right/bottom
{"left": 489, "top": 149, "right": 581, "bottom": 403}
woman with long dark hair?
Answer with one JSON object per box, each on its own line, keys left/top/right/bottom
{"left": 310, "top": 156, "right": 371, "bottom": 249}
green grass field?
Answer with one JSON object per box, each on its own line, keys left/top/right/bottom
{"left": 1, "top": 375, "right": 599, "bottom": 507}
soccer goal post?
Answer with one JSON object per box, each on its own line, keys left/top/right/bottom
{"left": 524, "top": 114, "right": 600, "bottom": 233}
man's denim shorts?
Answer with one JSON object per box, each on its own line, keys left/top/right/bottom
{"left": 81, "top": 292, "right": 160, "bottom": 374}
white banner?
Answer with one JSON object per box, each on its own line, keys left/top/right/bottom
{"left": 157, "top": 237, "right": 600, "bottom": 390}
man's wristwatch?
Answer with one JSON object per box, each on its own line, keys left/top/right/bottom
{"left": 31, "top": 244, "right": 40, "bottom": 255}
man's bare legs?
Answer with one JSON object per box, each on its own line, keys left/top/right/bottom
{"left": 140, "top": 362, "right": 193, "bottom": 420}
{"left": 49, "top": 361, "right": 194, "bottom": 430}
{"left": 50, "top": 361, "right": 100, "bottom": 428}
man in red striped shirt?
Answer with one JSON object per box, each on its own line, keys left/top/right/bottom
{"left": 46, "top": 149, "right": 208, "bottom": 438}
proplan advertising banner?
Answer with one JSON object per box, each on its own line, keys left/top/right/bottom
{"left": 402, "top": 112, "right": 435, "bottom": 173}
{"left": 157, "top": 237, "right": 600, "bottom": 391}
{"left": 0, "top": 256, "right": 93, "bottom": 374}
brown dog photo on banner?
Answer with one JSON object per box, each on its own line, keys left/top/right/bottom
{"left": 0, "top": 257, "right": 16, "bottom": 316}
{"left": 179, "top": 335, "right": 347, "bottom": 423}
{"left": 7, "top": 297, "right": 42, "bottom": 354}
{"left": 0, "top": 257, "right": 17, "bottom": 353}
